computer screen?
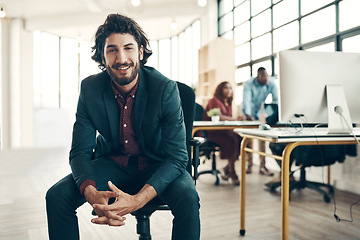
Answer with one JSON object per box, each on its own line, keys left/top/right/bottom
{"left": 278, "top": 50, "right": 360, "bottom": 133}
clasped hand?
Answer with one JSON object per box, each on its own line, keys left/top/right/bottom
{"left": 86, "top": 181, "right": 143, "bottom": 227}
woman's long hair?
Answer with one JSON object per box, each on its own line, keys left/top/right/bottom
{"left": 214, "top": 81, "right": 233, "bottom": 104}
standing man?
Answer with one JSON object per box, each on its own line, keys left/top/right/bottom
{"left": 242, "top": 67, "right": 278, "bottom": 175}
{"left": 46, "top": 13, "right": 200, "bottom": 240}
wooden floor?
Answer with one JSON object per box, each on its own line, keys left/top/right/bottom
{"left": 0, "top": 148, "right": 360, "bottom": 240}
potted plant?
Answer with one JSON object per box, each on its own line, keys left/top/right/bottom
{"left": 207, "top": 108, "right": 220, "bottom": 122}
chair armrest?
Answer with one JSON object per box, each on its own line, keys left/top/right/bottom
{"left": 190, "top": 137, "right": 206, "bottom": 146}
{"left": 190, "top": 137, "right": 205, "bottom": 185}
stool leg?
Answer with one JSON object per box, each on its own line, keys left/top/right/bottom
{"left": 135, "top": 214, "right": 152, "bottom": 240}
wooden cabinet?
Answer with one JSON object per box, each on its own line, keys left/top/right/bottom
{"left": 197, "top": 38, "right": 235, "bottom": 109}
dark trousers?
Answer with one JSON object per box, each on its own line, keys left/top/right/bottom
{"left": 46, "top": 157, "right": 200, "bottom": 240}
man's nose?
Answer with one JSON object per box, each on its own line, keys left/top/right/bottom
{"left": 115, "top": 50, "right": 127, "bottom": 63}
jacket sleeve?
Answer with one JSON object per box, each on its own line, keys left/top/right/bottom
{"left": 145, "top": 81, "right": 188, "bottom": 195}
{"left": 69, "top": 80, "right": 97, "bottom": 190}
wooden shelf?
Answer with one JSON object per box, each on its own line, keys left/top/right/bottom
{"left": 197, "top": 38, "right": 235, "bottom": 111}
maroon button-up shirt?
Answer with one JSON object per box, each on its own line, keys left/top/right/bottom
{"left": 108, "top": 79, "right": 151, "bottom": 170}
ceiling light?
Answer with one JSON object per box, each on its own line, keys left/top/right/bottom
{"left": 170, "top": 20, "right": 178, "bottom": 31}
{"left": 131, "top": 0, "right": 141, "bottom": 7}
{"left": 0, "top": 6, "right": 6, "bottom": 18}
{"left": 198, "top": 0, "right": 207, "bottom": 7}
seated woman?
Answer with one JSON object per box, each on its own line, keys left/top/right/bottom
{"left": 202, "top": 81, "right": 243, "bottom": 185}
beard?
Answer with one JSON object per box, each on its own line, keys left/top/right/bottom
{"left": 107, "top": 60, "right": 140, "bottom": 86}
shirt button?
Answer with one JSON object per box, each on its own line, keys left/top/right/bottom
{"left": 124, "top": 106, "right": 128, "bottom": 109}
{"left": 132, "top": 95, "right": 135, "bottom": 98}
{"left": 124, "top": 123, "right": 127, "bottom": 127}
{"left": 125, "top": 140, "right": 128, "bottom": 144}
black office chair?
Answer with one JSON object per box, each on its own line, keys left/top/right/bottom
{"left": 125, "top": 82, "right": 203, "bottom": 239}
{"left": 268, "top": 143, "right": 356, "bottom": 203}
{"left": 194, "top": 103, "right": 221, "bottom": 185}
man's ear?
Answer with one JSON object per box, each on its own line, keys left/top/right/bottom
{"left": 101, "top": 54, "right": 105, "bottom": 65}
{"left": 139, "top": 45, "right": 144, "bottom": 61}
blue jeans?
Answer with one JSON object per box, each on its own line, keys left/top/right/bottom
{"left": 46, "top": 157, "right": 200, "bottom": 240}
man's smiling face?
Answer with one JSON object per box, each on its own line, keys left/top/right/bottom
{"left": 103, "top": 33, "right": 144, "bottom": 86}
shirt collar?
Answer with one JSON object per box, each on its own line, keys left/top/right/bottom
{"left": 111, "top": 78, "right": 139, "bottom": 100}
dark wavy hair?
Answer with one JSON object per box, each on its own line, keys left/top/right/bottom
{"left": 214, "top": 81, "right": 233, "bottom": 104}
{"left": 91, "top": 13, "right": 153, "bottom": 70}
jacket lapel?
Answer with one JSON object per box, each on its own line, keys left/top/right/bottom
{"left": 134, "top": 68, "right": 148, "bottom": 143}
{"left": 103, "top": 76, "right": 120, "bottom": 147}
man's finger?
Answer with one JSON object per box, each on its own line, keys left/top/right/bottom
{"left": 105, "top": 210, "right": 123, "bottom": 220}
{"left": 108, "top": 218, "right": 126, "bottom": 227}
{"left": 91, "top": 215, "right": 126, "bottom": 226}
{"left": 91, "top": 216, "right": 109, "bottom": 225}
{"left": 108, "top": 181, "right": 122, "bottom": 193}
{"left": 101, "top": 190, "right": 119, "bottom": 199}
{"left": 93, "top": 202, "right": 119, "bottom": 212}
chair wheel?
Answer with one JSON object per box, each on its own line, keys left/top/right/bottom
{"left": 323, "top": 194, "right": 331, "bottom": 203}
{"left": 269, "top": 186, "right": 277, "bottom": 192}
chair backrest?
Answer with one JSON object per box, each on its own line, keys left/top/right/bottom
{"left": 176, "top": 81, "right": 195, "bottom": 174}
{"left": 194, "top": 103, "right": 204, "bottom": 121}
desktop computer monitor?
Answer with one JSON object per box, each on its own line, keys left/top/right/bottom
{"left": 278, "top": 50, "right": 360, "bottom": 133}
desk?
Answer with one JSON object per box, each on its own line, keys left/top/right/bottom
{"left": 192, "top": 120, "right": 261, "bottom": 137}
{"left": 234, "top": 127, "right": 360, "bottom": 240}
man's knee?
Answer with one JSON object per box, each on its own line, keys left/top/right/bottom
{"left": 46, "top": 174, "right": 83, "bottom": 213}
{"left": 168, "top": 173, "right": 200, "bottom": 210}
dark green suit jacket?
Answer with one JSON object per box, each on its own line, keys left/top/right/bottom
{"left": 69, "top": 66, "right": 188, "bottom": 195}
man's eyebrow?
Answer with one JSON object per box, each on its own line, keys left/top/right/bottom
{"left": 124, "top": 43, "right": 135, "bottom": 47}
{"left": 106, "top": 44, "right": 117, "bottom": 49}
{"left": 105, "top": 43, "right": 135, "bottom": 49}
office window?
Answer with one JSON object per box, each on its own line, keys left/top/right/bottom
{"left": 147, "top": 41, "right": 158, "bottom": 69}
{"left": 235, "top": 66, "right": 251, "bottom": 83}
{"left": 273, "top": 22, "right": 299, "bottom": 53}
{"left": 33, "top": 31, "right": 42, "bottom": 108}
{"left": 273, "top": 0, "right": 298, "bottom": 28}
{"left": 235, "top": 42, "right": 250, "bottom": 65}
{"left": 234, "top": 0, "right": 242, "bottom": 6}
{"left": 219, "top": 12, "right": 234, "bottom": 34}
{"left": 183, "top": 27, "right": 193, "bottom": 87}
{"left": 234, "top": 21, "right": 250, "bottom": 45}
{"left": 301, "top": 0, "right": 333, "bottom": 15}
{"left": 251, "top": 9, "right": 271, "bottom": 38}
{"left": 339, "top": 0, "right": 360, "bottom": 31}
{"left": 38, "top": 32, "right": 60, "bottom": 108}
{"left": 34, "top": 32, "right": 100, "bottom": 109}
{"left": 79, "top": 41, "right": 99, "bottom": 83}
{"left": 251, "top": 33, "right": 271, "bottom": 60}
{"left": 218, "top": 0, "right": 360, "bottom": 106}
{"left": 305, "top": 42, "right": 335, "bottom": 52}
{"left": 59, "top": 37, "right": 78, "bottom": 109}
{"left": 342, "top": 35, "right": 360, "bottom": 52}
{"left": 159, "top": 39, "right": 171, "bottom": 79}
{"left": 234, "top": 1, "right": 250, "bottom": 25}
{"left": 219, "top": 0, "right": 233, "bottom": 15}
{"left": 192, "top": 20, "right": 201, "bottom": 85}
{"left": 222, "top": 31, "right": 233, "bottom": 40}
{"left": 178, "top": 33, "right": 185, "bottom": 84}
{"left": 301, "top": 6, "right": 335, "bottom": 44}
{"left": 251, "top": 0, "right": 271, "bottom": 16}
{"left": 171, "top": 36, "right": 179, "bottom": 81}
